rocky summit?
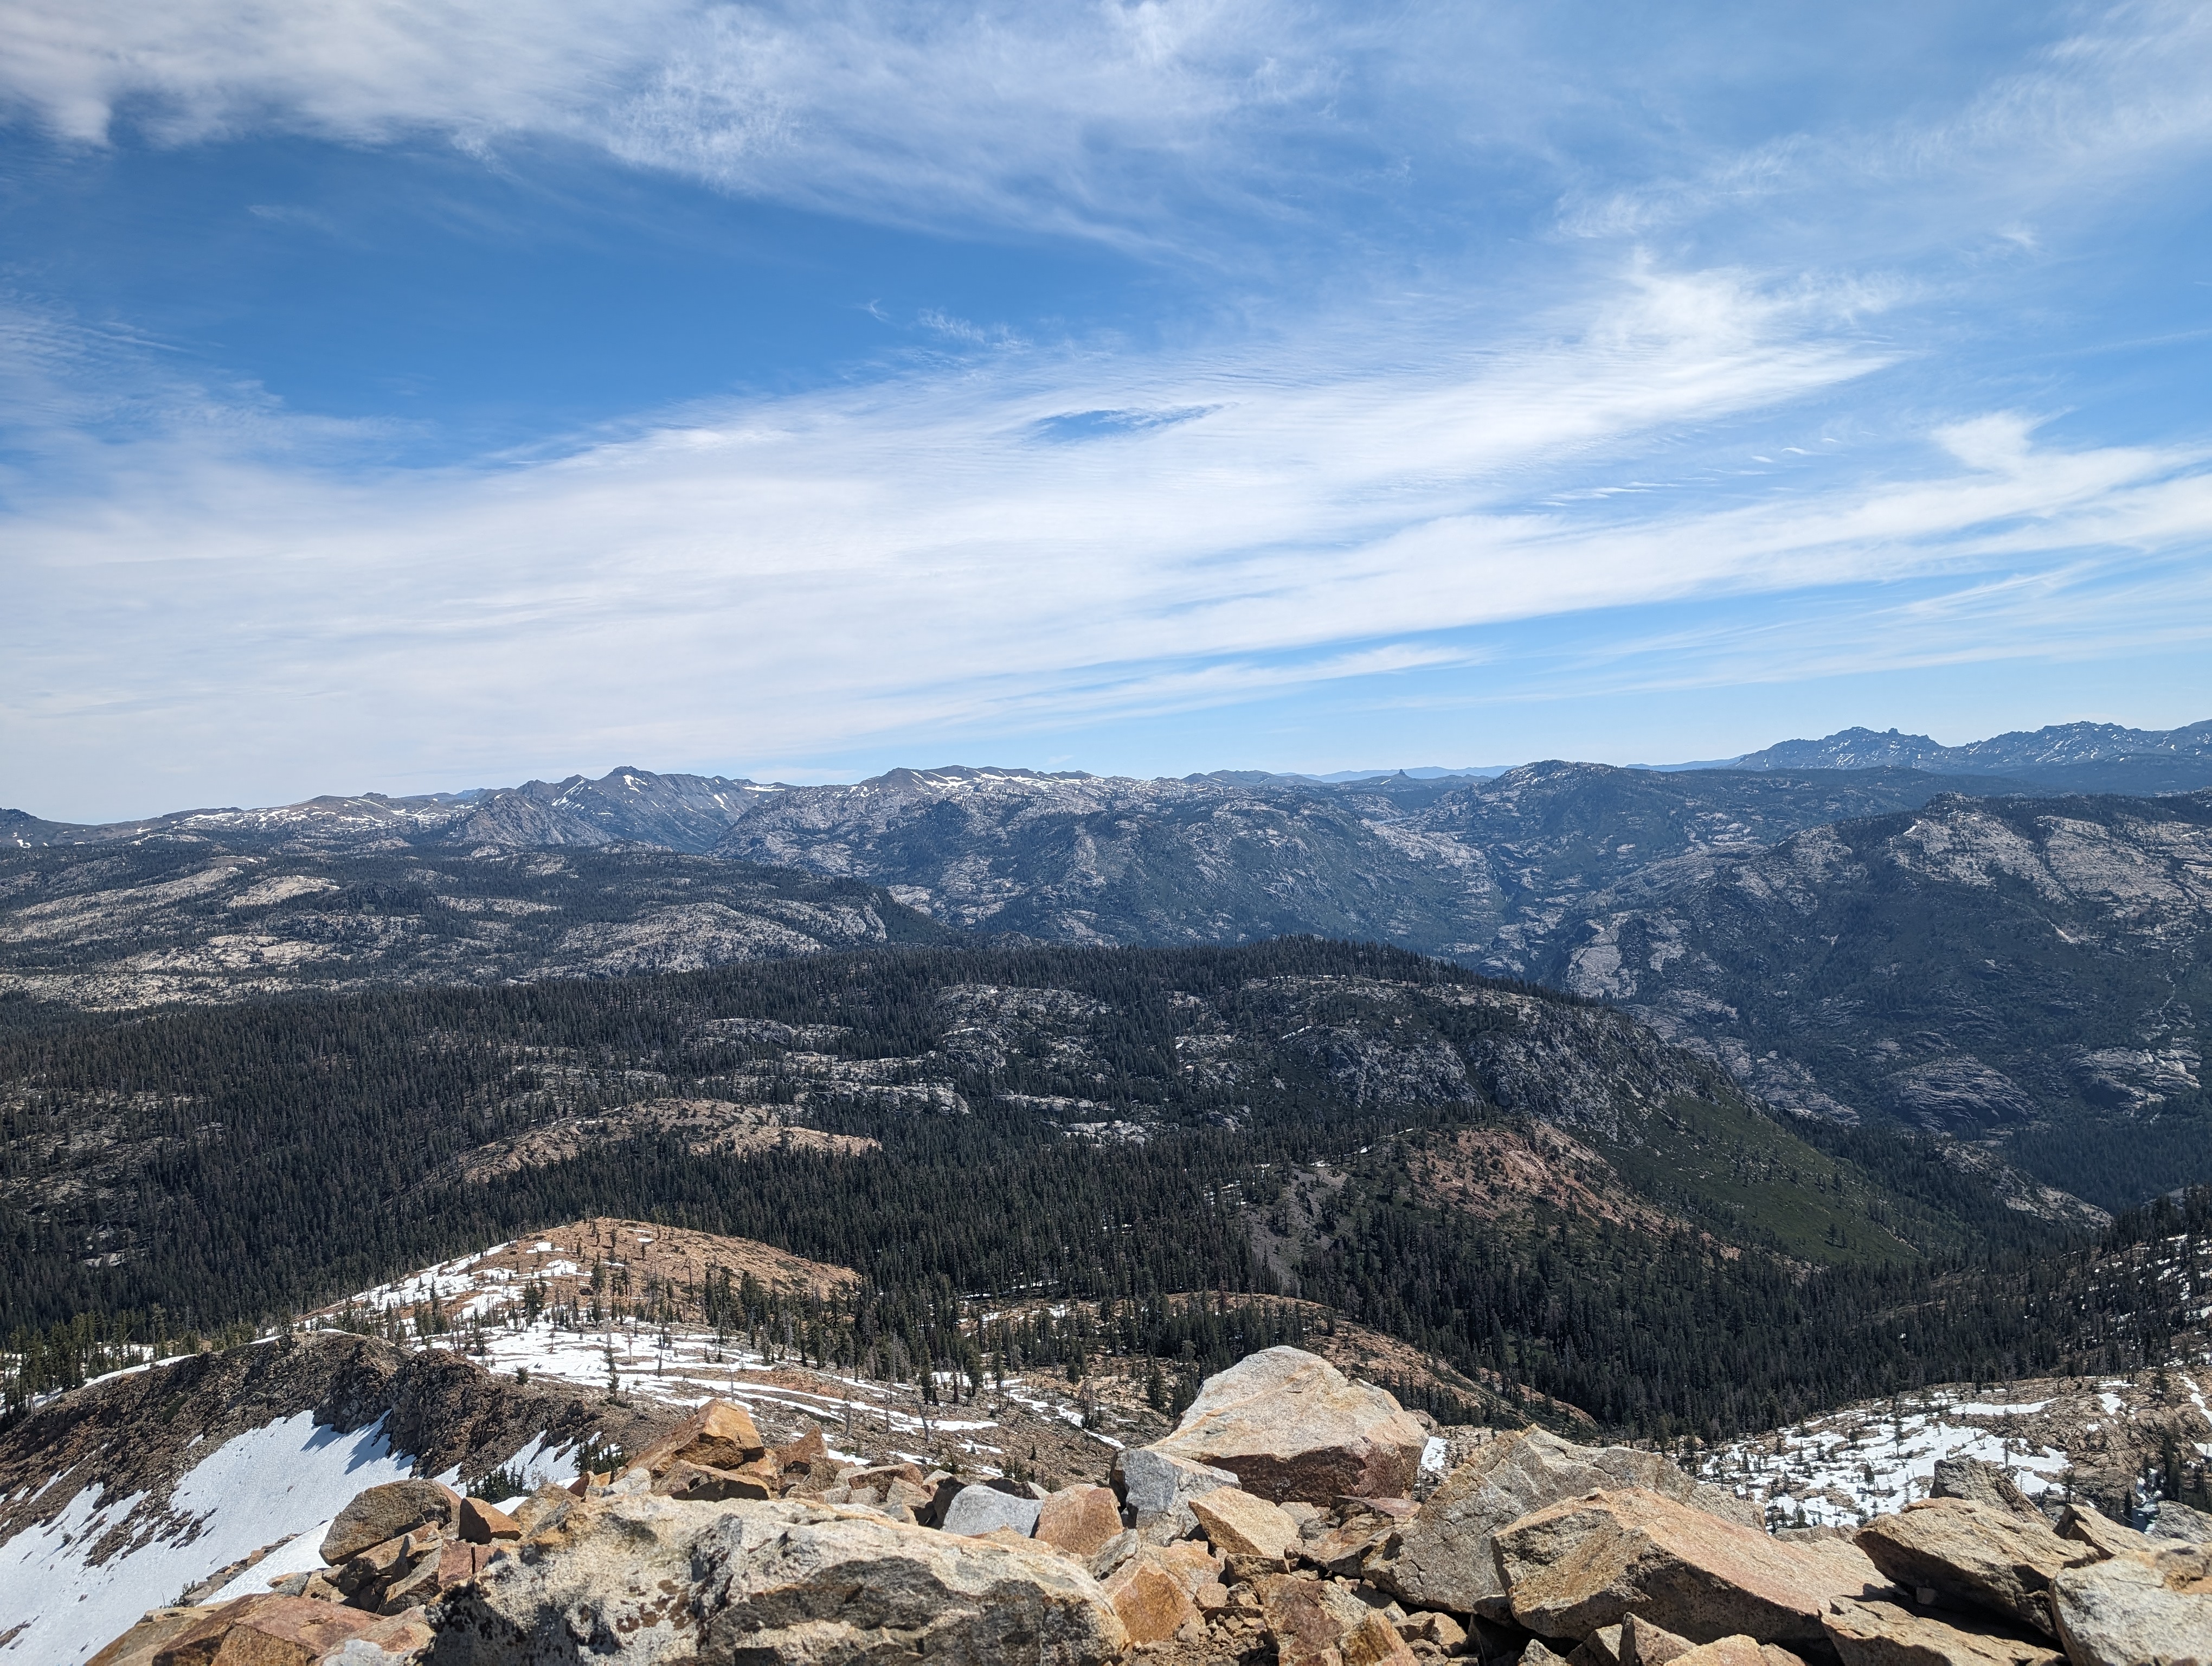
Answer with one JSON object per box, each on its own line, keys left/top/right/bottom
{"left": 73, "top": 1345, "right": 2211, "bottom": 1666}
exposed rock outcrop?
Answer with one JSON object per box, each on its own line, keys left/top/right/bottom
{"left": 1854, "top": 1499, "right": 2092, "bottom": 1635}
{"left": 434, "top": 1491, "right": 1127, "bottom": 1664}
{"left": 1140, "top": 1347, "right": 1429, "bottom": 1503}
{"left": 2048, "top": 1542, "right": 2212, "bottom": 1666}
{"left": 1821, "top": 1595, "right": 2064, "bottom": 1666}
{"left": 1372, "top": 1428, "right": 1760, "bottom": 1618}
{"left": 1112, "top": 1446, "right": 1238, "bottom": 1541}
{"left": 1494, "top": 1486, "right": 1888, "bottom": 1646}
{"left": 77, "top": 1344, "right": 2212, "bottom": 1666}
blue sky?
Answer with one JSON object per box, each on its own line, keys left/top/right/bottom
{"left": 4, "top": 0, "right": 2212, "bottom": 819}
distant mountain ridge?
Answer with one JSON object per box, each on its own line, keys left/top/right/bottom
{"left": 9, "top": 716, "right": 2211, "bottom": 844}
{"left": 1732, "top": 717, "right": 2212, "bottom": 793}
{"left": 1516, "top": 786, "right": 2212, "bottom": 1210}
{"left": 7, "top": 731, "right": 2212, "bottom": 1207}
{"left": 3, "top": 767, "right": 773, "bottom": 854}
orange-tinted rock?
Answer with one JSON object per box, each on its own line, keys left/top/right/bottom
{"left": 1190, "top": 1488, "right": 1303, "bottom": 1559}
{"left": 149, "top": 1595, "right": 387, "bottom": 1665}
{"left": 1107, "top": 1562, "right": 1205, "bottom": 1644}
{"left": 1664, "top": 1641, "right": 1769, "bottom": 1666}
{"left": 1103, "top": 1541, "right": 1224, "bottom": 1602}
{"left": 2053, "top": 1502, "right": 2152, "bottom": 1561}
{"left": 351, "top": 1607, "right": 438, "bottom": 1660}
{"left": 773, "top": 1425, "right": 830, "bottom": 1483}
{"left": 1258, "top": 1574, "right": 1384, "bottom": 1666}
{"left": 1496, "top": 1486, "right": 1886, "bottom": 1646}
{"left": 1342, "top": 1609, "right": 1418, "bottom": 1666}
{"left": 85, "top": 1608, "right": 211, "bottom": 1666}
{"left": 459, "top": 1496, "right": 522, "bottom": 1543}
{"left": 1036, "top": 1484, "right": 1125, "bottom": 1559}
{"left": 440, "top": 1538, "right": 495, "bottom": 1584}
{"left": 651, "top": 1458, "right": 777, "bottom": 1502}
{"left": 1664, "top": 1641, "right": 1808, "bottom": 1666}
{"left": 1302, "top": 1517, "right": 1393, "bottom": 1580}
{"left": 1623, "top": 1614, "right": 1699, "bottom": 1666}
{"left": 629, "top": 1398, "right": 766, "bottom": 1475}
{"left": 1375, "top": 1429, "right": 1758, "bottom": 1620}
{"left": 1567, "top": 1622, "right": 1624, "bottom": 1666}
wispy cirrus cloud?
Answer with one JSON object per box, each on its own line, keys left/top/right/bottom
{"left": 6, "top": 1, "right": 2212, "bottom": 812}
{"left": 9, "top": 248, "right": 2211, "bottom": 811}
{"left": 0, "top": 0, "right": 1394, "bottom": 254}
{"left": 1559, "top": 0, "right": 2212, "bottom": 253}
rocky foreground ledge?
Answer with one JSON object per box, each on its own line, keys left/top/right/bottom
{"left": 85, "top": 1348, "right": 2211, "bottom": 1666}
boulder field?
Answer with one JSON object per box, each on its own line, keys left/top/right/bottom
{"left": 82, "top": 1347, "right": 2211, "bottom": 1666}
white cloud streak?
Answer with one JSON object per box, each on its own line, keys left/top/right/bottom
{"left": 8, "top": 259, "right": 2212, "bottom": 810}
{"left": 0, "top": 0, "right": 1385, "bottom": 253}
{"left": 7, "top": 2, "right": 2212, "bottom": 813}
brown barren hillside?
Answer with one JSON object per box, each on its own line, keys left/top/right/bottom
{"left": 316, "top": 1217, "right": 860, "bottom": 1329}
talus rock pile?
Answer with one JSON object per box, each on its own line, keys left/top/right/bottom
{"left": 80, "top": 1345, "right": 2212, "bottom": 1666}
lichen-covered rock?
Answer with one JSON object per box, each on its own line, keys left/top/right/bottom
{"left": 1854, "top": 1499, "right": 2093, "bottom": 1635}
{"left": 435, "top": 1492, "right": 1126, "bottom": 1663}
{"left": 1143, "top": 1347, "right": 1428, "bottom": 1503}
{"left": 2047, "top": 1542, "right": 2212, "bottom": 1666}
{"left": 1822, "top": 1595, "right": 2065, "bottom": 1666}
{"left": 1374, "top": 1431, "right": 1761, "bottom": 1618}
{"left": 321, "top": 1479, "right": 462, "bottom": 1564}
{"left": 1494, "top": 1486, "right": 1887, "bottom": 1646}
{"left": 2151, "top": 1499, "right": 2212, "bottom": 1545}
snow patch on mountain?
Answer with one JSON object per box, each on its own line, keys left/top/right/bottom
{"left": 0, "top": 1412, "right": 415, "bottom": 1666}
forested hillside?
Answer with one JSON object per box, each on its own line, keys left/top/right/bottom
{"left": 11, "top": 777, "right": 2212, "bottom": 1207}
{"left": 4, "top": 938, "right": 2189, "bottom": 1441}
{"left": 1532, "top": 789, "right": 2212, "bottom": 1209}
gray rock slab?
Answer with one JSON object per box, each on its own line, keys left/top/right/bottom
{"left": 940, "top": 1484, "right": 1043, "bottom": 1537}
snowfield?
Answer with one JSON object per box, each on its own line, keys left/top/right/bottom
{"left": 0, "top": 1412, "right": 416, "bottom": 1666}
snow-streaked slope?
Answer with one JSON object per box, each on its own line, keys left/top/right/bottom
{"left": 1697, "top": 1350, "right": 2212, "bottom": 1529}
{"left": 0, "top": 1412, "right": 415, "bottom": 1666}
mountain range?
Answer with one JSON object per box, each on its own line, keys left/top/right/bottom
{"left": 9, "top": 732, "right": 2212, "bottom": 1662}
{"left": 5, "top": 720, "right": 2210, "bottom": 1210}
{"left": 10, "top": 718, "right": 2212, "bottom": 855}
{"left": 1733, "top": 717, "right": 2212, "bottom": 793}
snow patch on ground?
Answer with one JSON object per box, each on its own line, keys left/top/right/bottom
{"left": 0, "top": 1413, "right": 415, "bottom": 1666}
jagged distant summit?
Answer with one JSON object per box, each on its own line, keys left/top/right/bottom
{"left": 2, "top": 766, "right": 774, "bottom": 853}
{"left": 10, "top": 720, "right": 2211, "bottom": 848}
{"left": 1732, "top": 717, "right": 2212, "bottom": 791}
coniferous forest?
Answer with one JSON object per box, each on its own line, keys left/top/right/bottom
{"left": 3, "top": 938, "right": 2204, "bottom": 1439}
